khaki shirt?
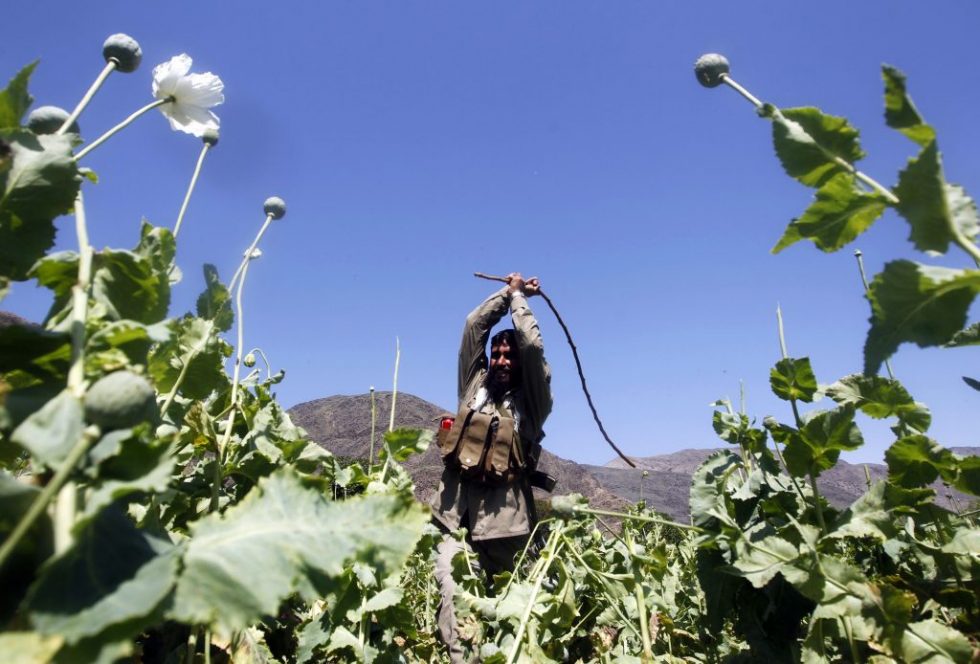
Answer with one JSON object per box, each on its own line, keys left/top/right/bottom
{"left": 430, "top": 287, "right": 553, "bottom": 541}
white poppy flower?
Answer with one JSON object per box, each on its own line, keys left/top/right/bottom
{"left": 152, "top": 54, "right": 224, "bottom": 137}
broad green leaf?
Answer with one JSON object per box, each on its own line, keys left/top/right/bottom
{"left": 0, "top": 473, "right": 54, "bottom": 622}
{"left": 732, "top": 533, "right": 798, "bottom": 588}
{"left": 10, "top": 389, "right": 82, "bottom": 467}
{"left": 0, "top": 322, "right": 69, "bottom": 379}
{"left": 380, "top": 427, "right": 432, "bottom": 462}
{"left": 30, "top": 250, "right": 78, "bottom": 321}
{"left": 0, "top": 632, "right": 63, "bottom": 664}
{"left": 196, "top": 264, "right": 233, "bottom": 332}
{"left": 864, "top": 261, "right": 980, "bottom": 375}
{"left": 172, "top": 469, "right": 428, "bottom": 636}
{"left": 76, "top": 435, "right": 175, "bottom": 531}
{"left": 882, "top": 65, "right": 936, "bottom": 147}
{"left": 769, "top": 106, "right": 865, "bottom": 188}
{"left": 773, "top": 173, "right": 887, "bottom": 253}
{"left": 801, "top": 406, "right": 862, "bottom": 453}
{"left": 786, "top": 554, "right": 868, "bottom": 620}
{"left": 893, "top": 142, "right": 980, "bottom": 254}
{"left": 829, "top": 480, "right": 895, "bottom": 542}
{"left": 783, "top": 406, "right": 862, "bottom": 478}
{"left": 945, "top": 322, "right": 980, "bottom": 347}
{"left": 33, "top": 245, "right": 172, "bottom": 326}
{"left": 830, "top": 481, "right": 930, "bottom": 542}
{"left": 85, "top": 319, "right": 170, "bottom": 373}
{"left": 895, "top": 619, "right": 973, "bottom": 664}
{"left": 0, "top": 130, "right": 80, "bottom": 281}
{"left": 711, "top": 410, "right": 768, "bottom": 455}
{"left": 93, "top": 248, "right": 170, "bottom": 324}
{"left": 884, "top": 435, "right": 955, "bottom": 488}
{"left": 952, "top": 455, "right": 980, "bottom": 497}
{"left": 148, "top": 317, "right": 231, "bottom": 400}
{"left": 941, "top": 527, "right": 980, "bottom": 556}
{"left": 769, "top": 357, "right": 818, "bottom": 402}
{"left": 826, "top": 374, "right": 931, "bottom": 432}
{"left": 0, "top": 62, "right": 37, "bottom": 129}
{"left": 689, "top": 451, "right": 740, "bottom": 529}
{"left": 26, "top": 505, "right": 178, "bottom": 645}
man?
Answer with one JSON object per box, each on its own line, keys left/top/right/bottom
{"left": 430, "top": 272, "right": 553, "bottom": 663}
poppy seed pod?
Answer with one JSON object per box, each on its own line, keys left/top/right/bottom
{"left": 694, "top": 53, "right": 730, "bottom": 88}
{"left": 202, "top": 127, "right": 220, "bottom": 146}
{"left": 84, "top": 370, "right": 158, "bottom": 431}
{"left": 263, "top": 196, "right": 286, "bottom": 220}
{"left": 27, "top": 105, "right": 79, "bottom": 135}
{"left": 102, "top": 34, "right": 143, "bottom": 73}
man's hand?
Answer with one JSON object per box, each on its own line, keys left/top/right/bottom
{"left": 505, "top": 272, "right": 541, "bottom": 297}
{"left": 524, "top": 276, "right": 541, "bottom": 297}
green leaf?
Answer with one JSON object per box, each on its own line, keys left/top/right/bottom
{"left": 0, "top": 322, "right": 70, "bottom": 380}
{"left": 26, "top": 505, "right": 178, "bottom": 645}
{"left": 76, "top": 434, "right": 175, "bottom": 531}
{"left": 893, "top": 142, "right": 980, "bottom": 255}
{"left": 952, "top": 455, "right": 980, "bottom": 497}
{"left": 884, "top": 435, "right": 956, "bottom": 488}
{"left": 689, "top": 451, "right": 741, "bottom": 529}
{"left": 945, "top": 322, "right": 980, "bottom": 347}
{"left": 864, "top": 261, "right": 980, "bottom": 375}
{"left": 773, "top": 173, "right": 887, "bottom": 253}
{"left": 86, "top": 319, "right": 170, "bottom": 371}
{"left": 830, "top": 481, "right": 931, "bottom": 542}
{"left": 895, "top": 620, "right": 973, "bottom": 664}
{"left": 826, "top": 374, "right": 931, "bottom": 432}
{"left": 93, "top": 248, "right": 170, "bottom": 324}
{"left": 33, "top": 242, "right": 173, "bottom": 326}
{"left": 0, "top": 62, "right": 37, "bottom": 129}
{"left": 0, "top": 130, "right": 80, "bottom": 281}
{"left": 171, "top": 469, "right": 428, "bottom": 636}
{"left": 10, "top": 390, "right": 83, "bottom": 467}
{"left": 148, "top": 317, "right": 231, "bottom": 401}
{"left": 380, "top": 427, "right": 432, "bottom": 463}
{"left": 196, "top": 264, "right": 233, "bottom": 332}
{"left": 770, "top": 106, "right": 865, "bottom": 188}
{"left": 0, "top": 473, "right": 54, "bottom": 623}
{"left": 770, "top": 357, "right": 818, "bottom": 402}
{"left": 783, "top": 406, "right": 862, "bottom": 478}
{"left": 0, "top": 632, "right": 63, "bottom": 664}
{"left": 732, "top": 532, "right": 799, "bottom": 588}
{"left": 882, "top": 65, "right": 936, "bottom": 147}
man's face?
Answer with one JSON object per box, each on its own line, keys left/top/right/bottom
{"left": 489, "top": 338, "right": 521, "bottom": 390}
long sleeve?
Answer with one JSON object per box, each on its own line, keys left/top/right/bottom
{"left": 509, "top": 291, "right": 552, "bottom": 438}
{"left": 457, "top": 287, "right": 510, "bottom": 401}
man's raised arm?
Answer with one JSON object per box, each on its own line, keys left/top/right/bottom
{"left": 457, "top": 286, "right": 509, "bottom": 401}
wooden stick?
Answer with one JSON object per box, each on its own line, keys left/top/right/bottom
{"left": 474, "top": 272, "right": 636, "bottom": 468}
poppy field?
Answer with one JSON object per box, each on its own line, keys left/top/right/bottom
{"left": 0, "top": 36, "right": 978, "bottom": 663}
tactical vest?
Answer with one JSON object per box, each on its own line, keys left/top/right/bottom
{"left": 437, "top": 404, "right": 532, "bottom": 486}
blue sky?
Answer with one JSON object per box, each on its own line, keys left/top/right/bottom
{"left": 3, "top": 2, "right": 979, "bottom": 466}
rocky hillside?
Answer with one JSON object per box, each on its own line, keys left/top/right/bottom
{"left": 287, "top": 391, "right": 629, "bottom": 512}
{"left": 596, "top": 446, "right": 978, "bottom": 520}
{"left": 288, "top": 392, "right": 977, "bottom": 521}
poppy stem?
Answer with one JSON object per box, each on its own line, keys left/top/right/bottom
{"left": 174, "top": 141, "right": 213, "bottom": 239}
{"left": 58, "top": 61, "right": 117, "bottom": 135}
{"left": 74, "top": 97, "right": 171, "bottom": 161}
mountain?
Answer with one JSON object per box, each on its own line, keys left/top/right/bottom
{"left": 287, "top": 392, "right": 629, "bottom": 512}
{"left": 595, "top": 446, "right": 978, "bottom": 520}
{"left": 287, "top": 392, "right": 978, "bottom": 521}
